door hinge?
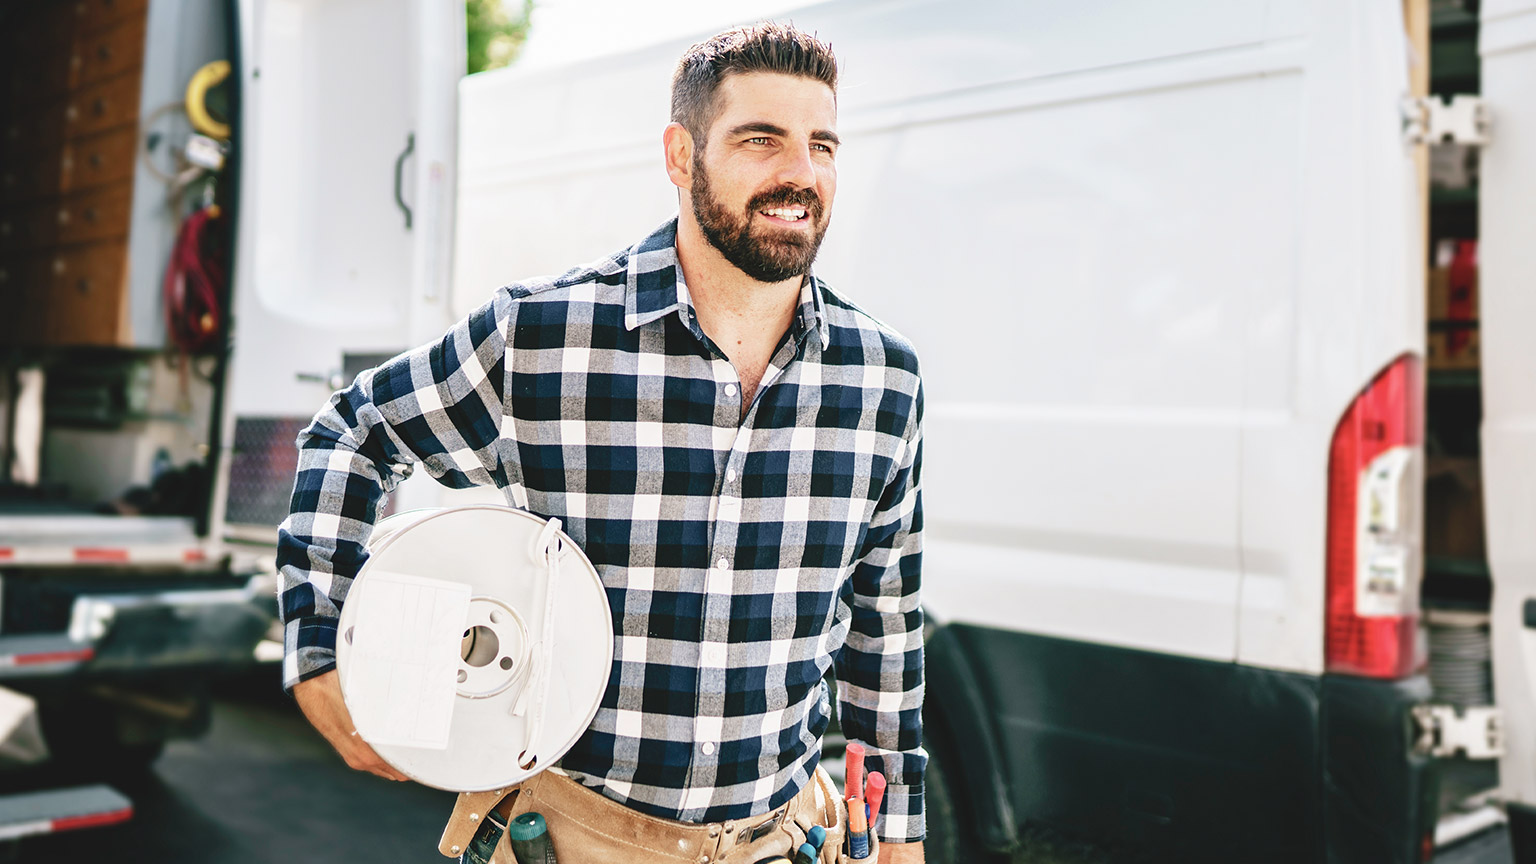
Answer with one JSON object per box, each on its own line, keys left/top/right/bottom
{"left": 1412, "top": 704, "right": 1504, "bottom": 759}
{"left": 1401, "top": 95, "right": 1489, "bottom": 147}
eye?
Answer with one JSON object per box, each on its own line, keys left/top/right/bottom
{"left": 746, "top": 136, "right": 772, "bottom": 145}
{"left": 812, "top": 143, "right": 834, "bottom": 153}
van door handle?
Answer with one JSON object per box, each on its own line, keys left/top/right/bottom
{"left": 1524, "top": 599, "right": 1536, "bottom": 629}
{"left": 394, "top": 132, "right": 415, "bottom": 230}
{"left": 296, "top": 370, "right": 346, "bottom": 390}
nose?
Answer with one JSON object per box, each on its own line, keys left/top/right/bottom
{"left": 774, "top": 141, "right": 818, "bottom": 190}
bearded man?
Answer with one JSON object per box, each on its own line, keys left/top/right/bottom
{"left": 279, "top": 21, "right": 926, "bottom": 864}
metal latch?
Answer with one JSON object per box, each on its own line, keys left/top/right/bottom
{"left": 1413, "top": 704, "right": 1504, "bottom": 759}
{"left": 1401, "top": 95, "right": 1489, "bottom": 147}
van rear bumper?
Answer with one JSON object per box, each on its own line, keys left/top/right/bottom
{"left": 1321, "top": 673, "right": 1439, "bottom": 864}
{"left": 937, "top": 625, "right": 1441, "bottom": 863}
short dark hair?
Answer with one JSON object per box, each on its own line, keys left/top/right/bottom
{"left": 671, "top": 22, "right": 838, "bottom": 144}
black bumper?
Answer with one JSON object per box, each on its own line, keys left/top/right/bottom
{"left": 934, "top": 625, "right": 1439, "bottom": 863}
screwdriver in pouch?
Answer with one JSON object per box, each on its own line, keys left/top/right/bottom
{"left": 508, "top": 812, "right": 559, "bottom": 864}
{"left": 462, "top": 810, "right": 509, "bottom": 864}
{"left": 864, "top": 772, "right": 886, "bottom": 830}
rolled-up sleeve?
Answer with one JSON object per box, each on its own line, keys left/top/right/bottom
{"left": 836, "top": 380, "right": 926, "bottom": 843}
{"left": 276, "top": 290, "right": 512, "bottom": 694}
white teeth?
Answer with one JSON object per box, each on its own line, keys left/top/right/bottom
{"left": 763, "top": 207, "right": 806, "bottom": 220}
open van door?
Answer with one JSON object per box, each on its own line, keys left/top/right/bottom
{"left": 1481, "top": 0, "right": 1536, "bottom": 857}
{"left": 212, "top": 0, "right": 464, "bottom": 537}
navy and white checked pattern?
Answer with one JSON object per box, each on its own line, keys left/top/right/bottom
{"left": 277, "top": 218, "right": 926, "bottom": 842}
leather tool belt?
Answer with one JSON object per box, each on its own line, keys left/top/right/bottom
{"left": 439, "top": 764, "right": 877, "bottom": 863}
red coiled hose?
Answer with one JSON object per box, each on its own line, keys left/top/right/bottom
{"left": 163, "top": 204, "right": 225, "bottom": 353}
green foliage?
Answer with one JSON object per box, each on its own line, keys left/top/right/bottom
{"left": 466, "top": 0, "right": 533, "bottom": 74}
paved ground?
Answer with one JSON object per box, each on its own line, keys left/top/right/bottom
{"left": 3, "top": 668, "right": 1517, "bottom": 863}
{"left": 11, "top": 669, "right": 457, "bottom": 863}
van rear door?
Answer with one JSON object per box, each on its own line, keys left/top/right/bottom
{"left": 214, "top": 0, "right": 464, "bottom": 537}
{"left": 1480, "top": 0, "right": 1536, "bottom": 852}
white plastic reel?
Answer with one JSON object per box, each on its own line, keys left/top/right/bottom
{"left": 335, "top": 504, "right": 612, "bottom": 792}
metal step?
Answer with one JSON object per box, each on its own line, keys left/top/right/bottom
{"left": 0, "top": 785, "right": 132, "bottom": 842}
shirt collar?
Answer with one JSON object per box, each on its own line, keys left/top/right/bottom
{"left": 623, "top": 216, "right": 830, "bottom": 350}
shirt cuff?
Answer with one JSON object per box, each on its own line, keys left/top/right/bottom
{"left": 874, "top": 782, "right": 925, "bottom": 844}
{"left": 282, "top": 616, "right": 340, "bottom": 696}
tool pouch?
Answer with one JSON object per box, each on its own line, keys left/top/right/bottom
{"left": 830, "top": 786, "right": 879, "bottom": 864}
{"left": 800, "top": 765, "right": 875, "bottom": 864}
{"left": 439, "top": 786, "right": 519, "bottom": 859}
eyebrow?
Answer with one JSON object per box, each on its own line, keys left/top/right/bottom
{"left": 726, "top": 121, "right": 841, "bottom": 147}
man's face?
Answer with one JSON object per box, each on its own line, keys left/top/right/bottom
{"left": 689, "top": 72, "right": 839, "bottom": 284}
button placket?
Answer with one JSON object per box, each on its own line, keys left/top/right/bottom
{"left": 696, "top": 524, "right": 736, "bottom": 771}
{"left": 710, "top": 358, "right": 740, "bottom": 425}
{"left": 698, "top": 363, "right": 757, "bottom": 790}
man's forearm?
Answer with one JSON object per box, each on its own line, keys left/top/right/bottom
{"left": 880, "top": 839, "right": 925, "bottom": 863}
{"left": 277, "top": 291, "right": 512, "bottom": 694}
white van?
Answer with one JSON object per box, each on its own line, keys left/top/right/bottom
{"left": 224, "top": 1, "right": 1530, "bottom": 862}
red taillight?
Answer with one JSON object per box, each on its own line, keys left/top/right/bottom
{"left": 1325, "top": 355, "right": 1425, "bottom": 678}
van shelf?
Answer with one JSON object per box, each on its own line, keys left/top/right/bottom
{"left": 1431, "top": 186, "right": 1479, "bottom": 206}
{"left": 1429, "top": 369, "right": 1480, "bottom": 390}
{"left": 1426, "top": 556, "right": 1491, "bottom": 579}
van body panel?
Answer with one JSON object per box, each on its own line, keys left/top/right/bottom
{"left": 1234, "top": 0, "right": 1425, "bottom": 675}
{"left": 458, "top": 0, "right": 1428, "bottom": 667}
{"left": 216, "top": 0, "right": 464, "bottom": 530}
{"left": 1480, "top": 0, "right": 1536, "bottom": 817}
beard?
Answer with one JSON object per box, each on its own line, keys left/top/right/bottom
{"left": 690, "top": 155, "right": 830, "bottom": 284}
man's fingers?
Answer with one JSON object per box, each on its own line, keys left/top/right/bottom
{"left": 294, "top": 671, "right": 410, "bottom": 780}
{"left": 346, "top": 740, "right": 411, "bottom": 782}
{"left": 343, "top": 744, "right": 410, "bottom": 781}
{"left": 362, "top": 753, "right": 409, "bottom": 782}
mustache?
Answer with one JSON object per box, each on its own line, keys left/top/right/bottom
{"left": 747, "top": 186, "right": 823, "bottom": 218}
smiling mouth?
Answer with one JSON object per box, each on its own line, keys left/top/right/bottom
{"left": 758, "top": 206, "right": 810, "bottom": 224}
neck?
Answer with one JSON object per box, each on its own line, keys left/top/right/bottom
{"left": 674, "top": 208, "right": 802, "bottom": 341}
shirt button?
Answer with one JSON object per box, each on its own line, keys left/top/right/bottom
{"left": 702, "top": 741, "right": 716, "bottom": 755}
{"left": 723, "top": 383, "right": 738, "bottom": 397}
{"left": 716, "top": 558, "right": 729, "bottom": 570}
{"left": 725, "top": 468, "right": 737, "bottom": 482}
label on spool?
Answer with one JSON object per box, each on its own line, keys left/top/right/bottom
{"left": 344, "top": 570, "right": 471, "bottom": 750}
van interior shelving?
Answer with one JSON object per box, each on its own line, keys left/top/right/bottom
{"left": 1421, "top": 0, "right": 1496, "bottom": 826}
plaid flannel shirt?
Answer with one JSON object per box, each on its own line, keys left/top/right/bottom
{"left": 277, "top": 218, "right": 926, "bottom": 842}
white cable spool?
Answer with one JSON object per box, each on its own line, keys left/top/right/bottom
{"left": 335, "top": 504, "right": 612, "bottom": 792}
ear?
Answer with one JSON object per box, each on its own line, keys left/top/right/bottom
{"left": 663, "top": 122, "right": 694, "bottom": 191}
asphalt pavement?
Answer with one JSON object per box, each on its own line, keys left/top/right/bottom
{"left": 3, "top": 668, "right": 1517, "bottom": 863}
{"left": 10, "top": 668, "right": 456, "bottom": 863}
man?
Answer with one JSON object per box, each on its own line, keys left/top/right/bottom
{"left": 279, "top": 21, "right": 925, "bottom": 863}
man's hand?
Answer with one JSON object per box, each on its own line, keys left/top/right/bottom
{"left": 878, "top": 839, "right": 925, "bottom": 863}
{"left": 292, "top": 668, "right": 411, "bottom": 782}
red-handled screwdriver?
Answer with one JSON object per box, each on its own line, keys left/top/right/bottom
{"left": 844, "top": 742, "right": 866, "bottom": 801}
{"left": 864, "top": 771, "right": 886, "bottom": 829}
